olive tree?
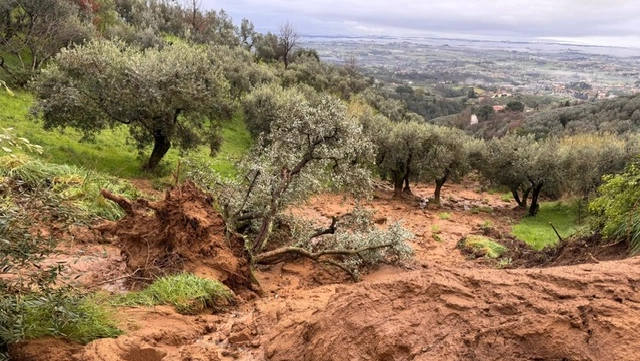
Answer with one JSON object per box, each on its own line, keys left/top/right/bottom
{"left": 423, "top": 127, "right": 480, "bottom": 204}
{"left": 0, "top": 0, "right": 94, "bottom": 86}
{"left": 559, "top": 133, "right": 632, "bottom": 201}
{"left": 479, "top": 134, "right": 560, "bottom": 216}
{"left": 375, "top": 120, "right": 437, "bottom": 197}
{"left": 31, "top": 39, "right": 232, "bottom": 171}
{"left": 189, "top": 89, "right": 412, "bottom": 278}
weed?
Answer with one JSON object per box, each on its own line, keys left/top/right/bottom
{"left": 500, "top": 193, "right": 512, "bottom": 202}
{"left": 113, "top": 273, "right": 234, "bottom": 315}
{"left": 0, "top": 155, "right": 139, "bottom": 221}
{"left": 431, "top": 224, "right": 441, "bottom": 234}
{"left": 496, "top": 257, "right": 513, "bottom": 268}
{"left": 438, "top": 212, "right": 451, "bottom": 220}
{"left": 432, "top": 233, "right": 443, "bottom": 242}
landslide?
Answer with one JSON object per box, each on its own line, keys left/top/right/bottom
{"left": 262, "top": 257, "right": 640, "bottom": 361}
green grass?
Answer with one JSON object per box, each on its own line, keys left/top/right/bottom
{"left": 0, "top": 90, "right": 252, "bottom": 179}
{"left": 460, "top": 235, "right": 507, "bottom": 258}
{"left": 16, "top": 293, "right": 121, "bottom": 344}
{"left": 0, "top": 155, "right": 139, "bottom": 221}
{"left": 113, "top": 273, "right": 233, "bottom": 315}
{"left": 438, "top": 212, "right": 451, "bottom": 220}
{"left": 512, "top": 201, "right": 584, "bottom": 250}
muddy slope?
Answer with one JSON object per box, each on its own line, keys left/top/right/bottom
{"left": 262, "top": 258, "right": 640, "bottom": 361}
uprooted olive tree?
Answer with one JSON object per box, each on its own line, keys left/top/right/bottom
{"left": 189, "top": 87, "right": 413, "bottom": 280}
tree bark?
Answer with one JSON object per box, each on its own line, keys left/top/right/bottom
{"left": 402, "top": 175, "right": 412, "bottom": 195}
{"left": 145, "top": 132, "right": 171, "bottom": 171}
{"left": 511, "top": 186, "right": 531, "bottom": 208}
{"left": 528, "top": 182, "right": 544, "bottom": 216}
{"left": 393, "top": 175, "right": 404, "bottom": 197}
{"left": 434, "top": 174, "right": 448, "bottom": 205}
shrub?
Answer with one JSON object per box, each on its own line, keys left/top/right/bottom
{"left": 589, "top": 158, "right": 640, "bottom": 254}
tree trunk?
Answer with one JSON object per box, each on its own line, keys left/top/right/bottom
{"left": 433, "top": 174, "right": 448, "bottom": 205}
{"left": 393, "top": 176, "right": 404, "bottom": 197}
{"left": 511, "top": 186, "right": 530, "bottom": 208}
{"left": 402, "top": 175, "right": 412, "bottom": 195}
{"left": 145, "top": 132, "right": 171, "bottom": 171}
{"left": 528, "top": 183, "right": 544, "bottom": 216}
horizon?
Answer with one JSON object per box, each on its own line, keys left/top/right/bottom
{"left": 202, "top": 0, "right": 640, "bottom": 49}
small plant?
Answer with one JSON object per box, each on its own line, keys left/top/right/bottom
{"left": 431, "top": 224, "right": 441, "bottom": 234}
{"left": 432, "top": 233, "right": 443, "bottom": 242}
{"left": 438, "top": 212, "right": 451, "bottom": 220}
{"left": 480, "top": 220, "right": 493, "bottom": 230}
{"left": 114, "top": 273, "right": 234, "bottom": 315}
{"left": 500, "top": 193, "right": 512, "bottom": 202}
{"left": 496, "top": 257, "right": 513, "bottom": 269}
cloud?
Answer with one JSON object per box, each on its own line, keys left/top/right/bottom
{"left": 201, "top": 0, "right": 640, "bottom": 46}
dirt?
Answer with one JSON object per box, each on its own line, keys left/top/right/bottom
{"left": 96, "top": 182, "right": 254, "bottom": 293}
{"left": 10, "top": 181, "right": 640, "bottom": 361}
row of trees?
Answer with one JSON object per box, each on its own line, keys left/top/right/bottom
{"left": 0, "top": 0, "right": 305, "bottom": 86}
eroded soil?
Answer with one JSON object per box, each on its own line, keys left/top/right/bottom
{"left": 11, "top": 181, "right": 640, "bottom": 361}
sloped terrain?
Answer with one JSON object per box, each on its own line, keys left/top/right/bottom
{"left": 9, "top": 182, "right": 640, "bottom": 361}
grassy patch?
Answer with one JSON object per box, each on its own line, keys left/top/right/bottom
{"left": 113, "top": 273, "right": 233, "bottom": 315}
{"left": 460, "top": 235, "right": 507, "bottom": 258}
{"left": 437, "top": 212, "right": 451, "bottom": 220}
{"left": 10, "top": 293, "right": 121, "bottom": 344}
{"left": 0, "top": 155, "right": 139, "bottom": 221}
{"left": 0, "top": 91, "right": 251, "bottom": 179}
{"left": 512, "top": 201, "right": 583, "bottom": 250}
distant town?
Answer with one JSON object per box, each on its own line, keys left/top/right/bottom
{"left": 304, "top": 36, "right": 640, "bottom": 103}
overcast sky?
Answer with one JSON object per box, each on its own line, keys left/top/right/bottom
{"left": 200, "top": 0, "right": 640, "bottom": 47}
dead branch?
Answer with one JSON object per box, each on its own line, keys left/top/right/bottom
{"left": 549, "top": 222, "right": 564, "bottom": 243}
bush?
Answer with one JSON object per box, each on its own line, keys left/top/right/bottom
{"left": 589, "top": 158, "right": 640, "bottom": 254}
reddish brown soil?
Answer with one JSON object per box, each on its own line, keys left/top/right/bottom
{"left": 11, "top": 181, "right": 640, "bottom": 361}
{"left": 96, "top": 182, "right": 253, "bottom": 293}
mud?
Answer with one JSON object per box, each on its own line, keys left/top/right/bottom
{"left": 97, "top": 182, "right": 253, "bottom": 292}
{"left": 10, "top": 181, "right": 640, "bottom": 361}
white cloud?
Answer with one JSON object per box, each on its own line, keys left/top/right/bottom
{"left": 202, "top": 0, "right": 640, "bottom": 47}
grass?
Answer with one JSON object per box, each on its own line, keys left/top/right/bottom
{"left": 15, "top": 293, "right": 121, "bottom": 344}
{"left": 113, "top": 273, "right": 233, "bottom": 315}
{"left": 461, "top": 235, "right": 507, "bottom": 258}
{"left": 438, "top": 212, "right": 451, "bottom": 220}
{"left": 512, "top": 201, "right": 584, "bottom": 250}
{"left": 0, "top": 90, "right": 252, "bottom": 179}
{"left": 0, "top": 155, "right": 139, "bottom": 221}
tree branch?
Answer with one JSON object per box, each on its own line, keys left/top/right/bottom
{"left": 254, "top": 243, "right": 395, "bottom": 280}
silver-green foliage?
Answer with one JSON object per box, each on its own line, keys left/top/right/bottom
{"left": 224, "top": 91, "right": 375, "bottom": 252}
{"left": 288, "top": 208, "right": 413, "bottom": 274}
{"left": 31, "top": 39, "right": 233, "bottom": 170}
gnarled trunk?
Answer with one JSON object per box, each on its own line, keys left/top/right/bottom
{"left": 145, "top": 132, "right": 171, "bottom": 171}
{"left": 433, "top": 173, "right": 449, "bottom": 205}
{"left": 402, "top": 175, "right": 412, "bottom": 195}
{"left": 528, "top": 182, "right": 544, "bottom": 216}
{"left": 511, "top": 186, "right": 531, "bottom": 208}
